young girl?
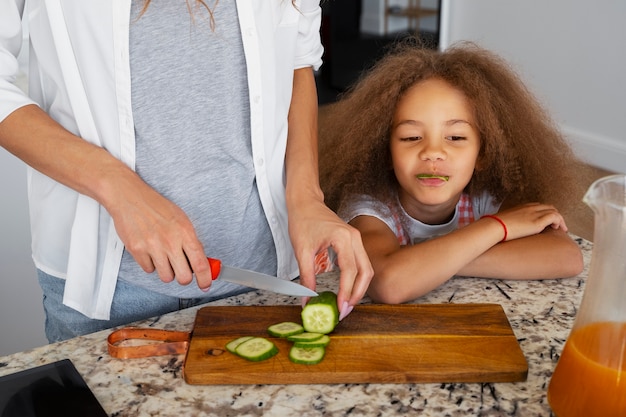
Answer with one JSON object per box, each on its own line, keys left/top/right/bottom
{"left": 320, "top": 40, "right": 587, "bottom": 304}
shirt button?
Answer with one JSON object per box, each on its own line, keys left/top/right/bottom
{"left": 257, "top": 158, "right": 264, "bottom": 166}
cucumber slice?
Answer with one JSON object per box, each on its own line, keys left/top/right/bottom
{"left": 416, "top": 173, "right": 449, "bottom": 181}
{"left": 301, "top": 291, "right": 339, "bottom": 334}
{"left": 286, "top": 332, "right": 323, "bottom": 342}
{"left": 225, "top": 336, "right": 254, "bottom": 353}
{"left": 234, "top": 337, "right": 278, "bottom": 362}
{"left": 294, "top": 335, "right": 331, "bottom": 348}
{"left": 289, "top": 346, "right": 326, "bottom": 365}
{"left": 267, "top": 321, "right": 304, "bottom": 338}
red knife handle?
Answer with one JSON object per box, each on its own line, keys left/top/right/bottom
{"left": 207, "top": 257, "right": 221, "bottom": 280}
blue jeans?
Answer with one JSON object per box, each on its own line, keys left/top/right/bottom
{"left": 37, "top": 270, "right": 250, "bottom": 343}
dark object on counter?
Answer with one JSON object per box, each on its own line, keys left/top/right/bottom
{"left": 0, "top": 359, "right": 107, "bottom": 417}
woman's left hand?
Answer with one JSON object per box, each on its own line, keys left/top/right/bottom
{"left": 288, "top": 200, "right": 373, "bottom": 320}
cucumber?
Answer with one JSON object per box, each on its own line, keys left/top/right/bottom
{"left": 267, "top": 321, "right": 304, "bottom": 338}
{"left": 301, "top": 291, "right": 339, "bottom": 334}
{"left": 294, "top": 335, "right": 331, "bottom": 348}
{"left": 225, "top": 336, "right": 254, "bottom": 353}
{"left": 286, "top": 332, "right": 323, "bottom": 343}
{"left": 416, "top": 173, "right": 449, "bottom": 181}
{"left": 234, "top": 337, "right": 278, "bottom": 362}
{"left": 289, "top": 346, "right": 326, "bottom": 365}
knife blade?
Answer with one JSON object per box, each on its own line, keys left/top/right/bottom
{"left": 207, "top": 257, "right": 318, "bottom": 297}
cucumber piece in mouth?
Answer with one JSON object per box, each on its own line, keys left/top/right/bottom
{"left": 416, "top": 173, "right": 449, "bottom": 181}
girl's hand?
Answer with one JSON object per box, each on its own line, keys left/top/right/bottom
{"left": 493, "top": 203, "right": 568, "bottom": 242}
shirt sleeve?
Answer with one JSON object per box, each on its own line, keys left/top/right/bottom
{"left": 339, "top": 194, "right": 401, "bottom": 234}
{"left": 0, "top": 0, "right": 34, "bottom": 121}
{"left": 472, "top": 191, "right": 502, "bottom": 218}
{"left": 0, "top": 0, "right": 37, "bottom": 122}
{"left": 294, "top": 0, "right": 324, "bottom": 71}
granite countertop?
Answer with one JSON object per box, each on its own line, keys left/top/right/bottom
{"left": 0, "top": 236, "right": 592, "bottom": 416}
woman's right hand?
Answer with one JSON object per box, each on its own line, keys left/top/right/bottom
{"left": 0, "top": 105, "right": 213, "bottom": 291}
{"left": 103, "top": 169, "right": 213, "bottom": 291}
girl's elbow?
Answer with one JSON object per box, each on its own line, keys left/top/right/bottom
{"left": 369, "top": 291, "right": 408, "bottom": 305}
{"left": 566, "top": 248, "right": 584, "bottom": 277}
{"left": 367, "top": 285, "right": 407, "bottom": 305}
{"left": 367, "top": 273, "right": 414, "bottom": 305}
{"left": 557, "top": 244, "right": 584, "bottom": 278}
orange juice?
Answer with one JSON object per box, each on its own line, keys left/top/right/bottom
{"left": 547, "top": 322, "right": 626, "bottom": 417}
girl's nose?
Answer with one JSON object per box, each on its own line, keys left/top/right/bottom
{"left": 419, "top": 140, "right": 446, "bottom": 161}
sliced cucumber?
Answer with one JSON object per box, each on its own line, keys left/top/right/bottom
{"left": 294, "top": 335, "right": 331, "bottom": 348}
{"left": 225, "top": 336, "right": 254, "bottom": 353}
{"left": 416, "top": 173, "right": 449, "bottom": 181}
{"left": 289, "top": 346, "right": 326, "bottom": 365}
{"left": 301, "top": 291, "right": 339, "bottom": 334}
{"left": 234, "top": 337, "right": 278, "bottom": 362}
{"left": 287, "top": 332, "right": 323, "bottom": 342}
{"left": 267, "top": 321, "right": 304, "bottom": 338}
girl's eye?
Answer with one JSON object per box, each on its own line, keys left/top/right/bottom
{"left": 399, "top": 136, "right": 422, "bottom": 142}
{"left": 447, "top": 135, "right": 466, "bottom": 141}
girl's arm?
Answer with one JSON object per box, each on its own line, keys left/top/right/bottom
{"left": 458, "top": 227, "right": 582, "bottom": 279}
{"left": 354, "top": 203, "right": 583, "bottom": 304}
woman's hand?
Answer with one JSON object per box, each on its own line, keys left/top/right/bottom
{"left": 0, "top": 105, "right": 213, "bottom": 292}
{"left": 288, "top": 199, "right": 373, "bottom": 318}
{"left": 103, "top": 169, "right": 213, "bottom": 291}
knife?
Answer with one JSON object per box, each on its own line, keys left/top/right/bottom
{"left": 206, "top": 257, "right": 318, "bottom": 297}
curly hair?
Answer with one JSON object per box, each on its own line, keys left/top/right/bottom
{"left": 320, "top": 39, "right": 589, "bottom": 214}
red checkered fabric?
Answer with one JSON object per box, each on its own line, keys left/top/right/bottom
{"left": 457, "top": 193, "right": 475, "bottom": 228}
{"left": 314, "top": 249, "right": 334, "bottom": 274}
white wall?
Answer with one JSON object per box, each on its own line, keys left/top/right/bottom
{"left": 0, "top": 152, "right": 46, "bottom": 357}
{"left": 0, "top": 19, "right": 48, "bottom": 356}
{"left": 440, "top": 0, "right": 626, "bottom": 174}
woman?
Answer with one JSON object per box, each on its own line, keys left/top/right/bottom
{"left": 0, "top": 0, "right": 372, "bottom": 341}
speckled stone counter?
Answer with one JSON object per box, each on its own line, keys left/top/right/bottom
{"left": 0, "top": 236, "right": 592, "bottom": 416}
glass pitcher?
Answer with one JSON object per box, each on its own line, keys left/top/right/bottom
{"left": 547, "top": 174, "right": 626, "bottom": 417}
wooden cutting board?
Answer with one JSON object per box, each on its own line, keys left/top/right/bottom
{"left": 183, "top": 303, "right": 527, "bottom": 385}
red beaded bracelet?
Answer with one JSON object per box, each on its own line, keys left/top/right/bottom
{"left": 481, "top": 214, "right": 508, "bottom": 242}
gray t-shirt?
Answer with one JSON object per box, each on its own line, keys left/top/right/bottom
{"left": 118, "top": 0, "right": 276, "bottom": 298}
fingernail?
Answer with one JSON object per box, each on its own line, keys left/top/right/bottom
{"left": 339, "top": 301, "right": 354, "bottom": 321}
{"left": 301, "top": 297, "right": 308, "bottom": 308}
